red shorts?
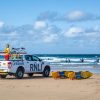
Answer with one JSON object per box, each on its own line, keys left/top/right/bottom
{"left": 4, "top": 54, "right": 10, "bottom": 60}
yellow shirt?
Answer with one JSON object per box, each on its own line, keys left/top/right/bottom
{"left": 4, "top": 48, "right": 10, "bottom": 54}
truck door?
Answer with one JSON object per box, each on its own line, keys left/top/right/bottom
{"left": 24, "top": 55, "right": 34, "bottom": 73}
{"left": 31, "top": 55, "right": 43, "bottom": 72}
{"left": 24, "top": 55, "right": 43, "bottom": 73}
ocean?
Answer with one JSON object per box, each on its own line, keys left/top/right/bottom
{"left": 36, "top": 54, "right": 100, "bottom": 74}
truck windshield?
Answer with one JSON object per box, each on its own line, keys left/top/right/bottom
{"left": 0, "top": 54, "right": 23, "bottom": 61}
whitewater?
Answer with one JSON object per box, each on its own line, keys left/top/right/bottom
{"left": 39, "top": 55, "right": 100, "bottom": 73}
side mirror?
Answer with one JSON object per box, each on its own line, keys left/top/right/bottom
{"left": 39, "top": 59, "right": 42, "bottom": 62}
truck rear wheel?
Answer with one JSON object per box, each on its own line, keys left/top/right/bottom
{"left": 43, "top": 67, "right": 50, "bottom": 77}
{"left": 27, "top": 73, "right": 33, "bottom": 77}
{"left": 0, "top": 75, "right": 7, "bottom": 79}
{"left": 15, "top": 68, "right": 24, "bottom": 79}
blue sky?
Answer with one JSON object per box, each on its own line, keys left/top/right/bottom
{"left": 0, "top": 0, "right": 100, "bottom": 54}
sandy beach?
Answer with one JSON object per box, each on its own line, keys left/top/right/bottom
{"left": 0, "top": 74, "right": 100, "bottom": 100}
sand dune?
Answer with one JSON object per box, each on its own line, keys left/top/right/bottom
{"left": 0, "top": 74, "right": 100, "bottom": 100}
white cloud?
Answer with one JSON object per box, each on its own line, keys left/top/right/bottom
{"left": 0, "top": 19, "right": 100, "bottom": 53}
{"left": 64, "top": 27, "right": 84, "bottom": 38}
{"left": 38, "top": 10, "right": 100, "bottom": 22}
{"left": 94, "top": 26, "right": 100, "bottom": 31}
{"left": 41, "top": 24, "right": 60, "bottom": 43}
{"left": 0, "top": 21, "right": 4, "bottom": 28}
{"left": 66, "top": 10, "right": 86, "bottom": 21}
{"left": 9, "top": 31, "right": 18, "bottom": 36}
{"left": 42, "top": 33, "right": 58, "bottom": 43}
{"left": 85, "top": 31, "right": 100, "bottom": 40}
{"left": 34, "top": 20, "right": 47, "bottom": 30}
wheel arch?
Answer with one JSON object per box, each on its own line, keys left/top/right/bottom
{"left": 44, "top": 65, "right": 50, "bottom": 71}
{"left": 16, "top": 66, "right": 25, "bottom": 73}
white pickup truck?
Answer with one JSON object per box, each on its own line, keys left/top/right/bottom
{"left": 0, "top": 53, "right": 50, "bottom": 79}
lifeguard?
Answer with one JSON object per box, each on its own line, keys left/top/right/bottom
{"left": 4, "top": 44, "right": 10, "bottom": 54}
{"left": 4, "top": 44, "right": 10, "bottom": 60}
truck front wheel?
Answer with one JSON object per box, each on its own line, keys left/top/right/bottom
{"left": 43, "top": 67, "right": 50, "bottom": 77}
{"left": 15, "top": 68, "right": 24, "bottom": 79}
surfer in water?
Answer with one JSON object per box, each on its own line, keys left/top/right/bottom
{"left": 80, "top": 58, "right": 84, "bottom": 62}
{"left": 66, "top": 58, "right": 70, "bottom": 63}
{"left": 96, "top": 58, "right": 99, "bottom": 63}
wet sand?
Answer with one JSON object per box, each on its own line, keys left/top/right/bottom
{"left": 0, "top": 74, "right": 100, "bottom": 100}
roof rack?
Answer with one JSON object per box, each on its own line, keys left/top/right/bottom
{"left": 11, "top": 47, "right": 27, "bottom": 54}
{"left": 0, "top": 52, "right": 6, "bottom": 53}
{"left": 0, "top": 47, "right": 27, "bottom": 54}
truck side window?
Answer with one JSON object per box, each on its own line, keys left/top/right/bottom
{"left": 25, "top": 55, "right": 32, "bottom": 61}
{"left": 32, "top": 56, "right": 40, "bottom": 61}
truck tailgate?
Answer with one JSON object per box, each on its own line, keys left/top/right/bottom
{"left": 0, "top": 61, "right": 9, "bottom": 73}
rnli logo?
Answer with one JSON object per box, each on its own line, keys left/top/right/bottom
{"left": 30, "top": 63, "right": 42, "bottom": 71}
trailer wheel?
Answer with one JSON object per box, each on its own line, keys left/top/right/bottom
{"left": 15, "top": 68, "right": 24, "bottom": 79}
{"left": 0, "top": 75, "right": 7, "bottom": 79}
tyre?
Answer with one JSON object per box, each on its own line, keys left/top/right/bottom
{"left": 0, "top": 75, "right": 7, "bottom": 79}
{"left": 27, "top": 73, "right": 33, "bottom": 77}
{"left": 15, "top": 68, "right": 24, "bottom": 79}
{"left": 43, "top": 67, "right": 50, "bottom": 77}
